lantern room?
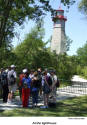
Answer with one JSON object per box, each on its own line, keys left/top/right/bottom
{"left": 53, "top": 7, "right": 67, "bottom": 22}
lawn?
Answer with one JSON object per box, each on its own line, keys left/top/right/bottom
{"left": 0, "top": 95, "right": 87, "bottom": 117}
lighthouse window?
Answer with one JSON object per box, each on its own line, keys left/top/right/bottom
{"left": 56, "top": 20, "right": 60, "bottom": 24}
{"left": 57, "top": 11, "right": 64, "bottom": 16}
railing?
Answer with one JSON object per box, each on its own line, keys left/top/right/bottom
{"left": 58, "top": 79, "right": 87, "bottom": 95}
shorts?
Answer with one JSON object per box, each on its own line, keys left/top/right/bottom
{"left": 8, "top": 84, "right": 17, "bottom": 93}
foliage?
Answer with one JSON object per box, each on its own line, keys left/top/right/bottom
{"left": 76, "top": 41, "right": 87, "bottom": 78}
{"left": 51, "top": 53, "right": 75, "bottom": 80}
{"left": 61, "top": 0, "right": 75, "bottom": 6}
{"left": 0, "top": 0, "right": 76, "bottom": 49}
{"left": 0, "top": 45, "right": 18, "bottom": 68}
{"left": 0, "top": 0, "right": 54, "bottom": 48}
{"left": 82, "top": 66, "right": 87, "bottom": 78}
{"left": 0, "top": 17, "right": 75, "bottom": 81}
{"left": 14, "top": 23, "right": 45, "bottom": 73}
{"left": 77, "top": 41, "right": 87, "bottom": 66}
{"left": 79, "top": 0, "right": 87, "bottom": 15}
{"left": 76, "top": 65, "right": 83, "bottom": 75}
{"left": 0, "top": 0, "right": 76, "bottom": 70}
{"left": 12, "top": 22, "right": 75, "bottom": 81}
{"left": 65, "top": 35, "right": 73, "bottom": 51}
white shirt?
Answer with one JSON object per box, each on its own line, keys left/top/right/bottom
{"left": 29, "top": 74, "right": 34, "bottom": 79}
{"left": 52, "top": 75, "right": 57, "bottom": 83}
{"left": 8, "top": 69, "right": 17, "bottom": 80}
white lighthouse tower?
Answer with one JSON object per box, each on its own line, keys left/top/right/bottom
{"left": 51, "top": 7, "right": 67, "bottom": 54}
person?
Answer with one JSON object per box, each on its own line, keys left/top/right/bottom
{"left": 19, "top": 69, "right": 26, "bottom": 100}
{"left": 31, "top": 71, "right": 39, "bottom": 107}
{"left": 29, "top": 69, "right": 34, "bottom": 79}
{"left": 22, "top": 71, "right": 31, "bottom": 108}
{"left": 7, "top": 65, "right": 17, "bottom": 103}
{"left": 40, "top": 71, "right": 52, "bottom": 109}
{"left": 37, "top": 68, "right": 42, "bottom": 97}
{"left": 0, "top": 68, "right": 9, "bottom": 103}
{"left": 44, "top": 68, "right": 51, "bottom": 77}
{"left": 50, "top": 70, "right": 57, "bottom": 104}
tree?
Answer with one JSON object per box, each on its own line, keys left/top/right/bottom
{"left": 65, "top": 35, "right": 73, "bottom": 51}
{"left": 77, "top": 41, "right": 87, "bottom": 66}
{"left": 14, "top": 22, "right": 74, "bottom": 81}
{"left": 76, "top": 41, "right": 87, "bottom": 77}
{"left": 79, "top": 0, "right": 87, "bottom": 15}
{"left": 14, "top": 22, "right": 46, "bottom": 72}
{"left": 0, "top": 0, "right": 76, "bottom": 49}
{"left": 61, "top": 0, "right": 75, "bottom": 6}
{"left": 0, "top": 46, "right": 17, "bottom": 68}
{"left": 0, "top": 0, "right": 54, "bottom": 48}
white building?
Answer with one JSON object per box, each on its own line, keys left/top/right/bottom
{"left": 51, "top": 7, "right": 67, "bottom": 54}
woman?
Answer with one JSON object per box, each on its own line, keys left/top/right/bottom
{"left": 50, "top": 70, "right": 57, "bottom": 104}
{"left": 41, "top": 71, "right": 51, "bottom": 108}
{"left": 31, "top": 71, "right": 39, "bottom": 107}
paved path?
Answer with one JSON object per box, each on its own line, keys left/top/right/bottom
{"left": 0, "top": 96, "right": 44, "bottom": 111}
{"left": 0, "top": 75, "right": 87, "bottom": 111}
{"left": 0, "top": 93, "right": 78, "bottom": 111}
{"left": 71, "top": 75, "right": 87, "bottom": 82}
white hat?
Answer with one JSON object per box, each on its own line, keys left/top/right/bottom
{"left": 22, "top": 69, "right": 27, "bottom": 73}
{"left": 11, "top": 65, "right": 15, "bottom": 68}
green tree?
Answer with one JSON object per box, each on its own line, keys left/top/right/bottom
{"left": 65, "top": 35, "right": 73, "bottom": 51}
{"left": 79, "top": 0, "right": 87, "bottom": 15}
{"left": 76, "top": 41, "right": 87, "bottom": 77}
{"left": 0, "top": 46, "right": 17, "bottom": 68}
{"left": 14, "top": 22, "right": 45, "bottom": 72}
{"left": 0, "top": 0, "right": 76, "bottom": 48}
{"left": 61, "top": 0, "right": 75, "bottom": 6}
{"left": 77, "top": 41, "right": 87, "bottom": 66}
{"left": 0, "top": 0, "right": 53, "bottom": 48}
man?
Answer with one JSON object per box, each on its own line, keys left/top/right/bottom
{"left": 0, "top": 68, "right": 8, "bottom": 103}
{"left": 7, "top": 65, "right": 17, "bottom": 103}
{"left": 37, "top": 68, "right": 42, "bottom": 97}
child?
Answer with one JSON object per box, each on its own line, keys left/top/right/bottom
{"left": 22, "top": 71, "right": 31, "bottom": 108}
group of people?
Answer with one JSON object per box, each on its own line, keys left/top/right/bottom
{"left": 0, "top": 65, "right": 58, "bottom": 109}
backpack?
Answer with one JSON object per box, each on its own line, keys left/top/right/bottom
{"left": 23, "top": 79, "right": 28, "bottom": 88}
{"left": 47, "top": 76, "right": 52, "bottom": 86}
{"left": 56, "top": 78, "right": 60, "bottom": 88}
{"left": 1, "top": 72, "right": 8, "bottom": 86}
{"left": 37, "top": 73, "right": 42, "bottom": 88}
{"left": 10, "top": 73, "right": 15, "bottom": 85}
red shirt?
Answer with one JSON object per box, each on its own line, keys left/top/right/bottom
{"left": 19, "top": 74, "right": 25, "bottom": 86}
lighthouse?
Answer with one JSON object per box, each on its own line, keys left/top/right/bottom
{"left": 51, "top": 7, "right": 67, "bottom": 54}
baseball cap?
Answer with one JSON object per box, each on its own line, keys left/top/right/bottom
{"left": 10, "top": 65, "right": 16, "bottom": 68}
{"left": 22, "top": 69, "right": 28, "bottom": 73}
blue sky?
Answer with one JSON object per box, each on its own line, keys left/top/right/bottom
{"left": 13, "top": 0, "right": 87, "bottom": 56}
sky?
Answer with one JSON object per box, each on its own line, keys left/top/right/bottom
{"left": 12, "top": 0, "right": 87, "bottom": 56}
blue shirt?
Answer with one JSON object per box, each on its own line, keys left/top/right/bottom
{"left": 22, "top": 77, "right": 31, "bottom": 88}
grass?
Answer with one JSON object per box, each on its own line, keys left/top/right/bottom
{"left": 0, "top": 95, "right": 87, "bottom": 117}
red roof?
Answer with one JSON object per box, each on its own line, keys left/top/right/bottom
{"left": 56, "top": 9, "right": 64, "bottom": 12}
